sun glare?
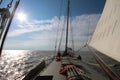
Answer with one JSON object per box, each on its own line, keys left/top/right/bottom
{"left": 17, "top": 12, "right": 27, "bottom": 22}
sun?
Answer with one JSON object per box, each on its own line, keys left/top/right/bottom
{"left": 17, "top": 12, "right": 27, "bottom": 22}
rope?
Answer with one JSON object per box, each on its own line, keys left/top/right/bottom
{"left": 66, "top": 65, "right": 91, "bottom": 80}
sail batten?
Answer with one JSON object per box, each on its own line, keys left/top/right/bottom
{"left": 89, "top": 0, "right": 120, "bottom": 62}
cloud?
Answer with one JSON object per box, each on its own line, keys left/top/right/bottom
{"left": 8, "top": 16, "right": 60, "bottom": 37}
{"left": 4, "top": 36, "right": 55, "bottom": 50}
{"left": 5, "top": 14, "right": 100, "bottom": 50}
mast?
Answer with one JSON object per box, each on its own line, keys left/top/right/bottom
{"left": 65, "top": 0, "right": 70, "bottom": 54}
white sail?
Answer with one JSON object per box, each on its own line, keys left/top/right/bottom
{"left": 89, "top": 0, "right": 120, "bottom": 62}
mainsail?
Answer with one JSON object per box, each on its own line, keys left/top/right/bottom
{"left": 89, "top": 0, "right": 120, "bottom": 62}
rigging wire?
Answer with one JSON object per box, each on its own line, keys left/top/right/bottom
{"left": 54, "top": 0, "right": 63, "bottom": 54}
{"left": 54, "top": 22, "right": 59, "bottom": 53}
{"left": 0, "top": 0, "right": 13, "bottom": 39}
{"left": 70, "top": 19, "right": 74, "bottom": 51}
{"left": 0, "top": 0, "right": 2, "bottom": 5}
{"left": 0, "top": 0, "right": 20, "bottom": 56}
{"left": 0, "top": 16, "right": 9, "bottom": 39}
{"left": 87, "top": 16, "right": 93, "bottom": 45}
{"left": 57, "top": 0, "right": 75, "bottom": 53}
{"left": 86, "top": 16, "right": 90, "bottom": 45}
{"left": 69, "top": 0, "right": 75, "bottom": 53}
{"left": 75, "top": 15, "right": 92, "bottom": 53}
{"left": 57, "top": 0, "right": 68, "bottom": 52}
{"left": 58, "top": 22, "right": 65, "bottom": 52}
{"left": 7, "top": 0, "right": 13, "bottom": 8}
{"left": 69, "top": 6, "right": 75, "bottom": 52}
{"left": 75, "top": 44, "right": 87, "bottom": 53}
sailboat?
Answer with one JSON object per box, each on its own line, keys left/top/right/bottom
{"left": 0, "top": 0, "right": 120, "bottom": 80}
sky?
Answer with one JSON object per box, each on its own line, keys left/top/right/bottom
{"left": 0, "top": 0, "right": 106, "bottom": 50}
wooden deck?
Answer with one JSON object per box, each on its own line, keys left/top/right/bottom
{"left": 40, "top": 60, "right": 66, "bottom": 80}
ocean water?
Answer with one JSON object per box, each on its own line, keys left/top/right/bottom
{"left": 0, "top": 50, "right": 55, "bottom": 80}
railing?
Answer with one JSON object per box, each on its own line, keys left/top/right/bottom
{"left": 17, "top": 56, "right": 54, "bottom": 80}
{"left": 88, "top": 46, "right": 120, "bottom": 80}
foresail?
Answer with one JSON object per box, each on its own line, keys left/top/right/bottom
{"left": 89, "top": 0, "right": 120, "bottom": 62}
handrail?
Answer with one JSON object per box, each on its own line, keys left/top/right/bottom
{"left": 22, "top": 60, "right": 46, "bottom": 80}
{"left": 22, "top": 57, "right": 54, "bottom": 80}
{"left": 87, "top": 46, "right": 120, "bottom": 80}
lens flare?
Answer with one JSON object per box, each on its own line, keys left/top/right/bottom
{"left": 17, "top": 12, "right": 27, "bottom": 22}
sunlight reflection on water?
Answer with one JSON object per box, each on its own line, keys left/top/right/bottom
{"left": 0, "top": 50, "right": 54, "bottom": 80}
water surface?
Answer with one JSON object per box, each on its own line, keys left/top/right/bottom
{"left": 0, "top": 50, "right": 54, "bottom": 80}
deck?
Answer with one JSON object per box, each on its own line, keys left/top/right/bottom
{"left": 40, "top": 60, "right": 66, "bottom": 80}
{"left": 40, "top": 57, "right": 110, "bottom": 80}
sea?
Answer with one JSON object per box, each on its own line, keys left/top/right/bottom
{"left": 0, "top": 50, "right": 120, "bottom": 80}
{"left": 0, "top": 50, "right": 55, "bottom": 80}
